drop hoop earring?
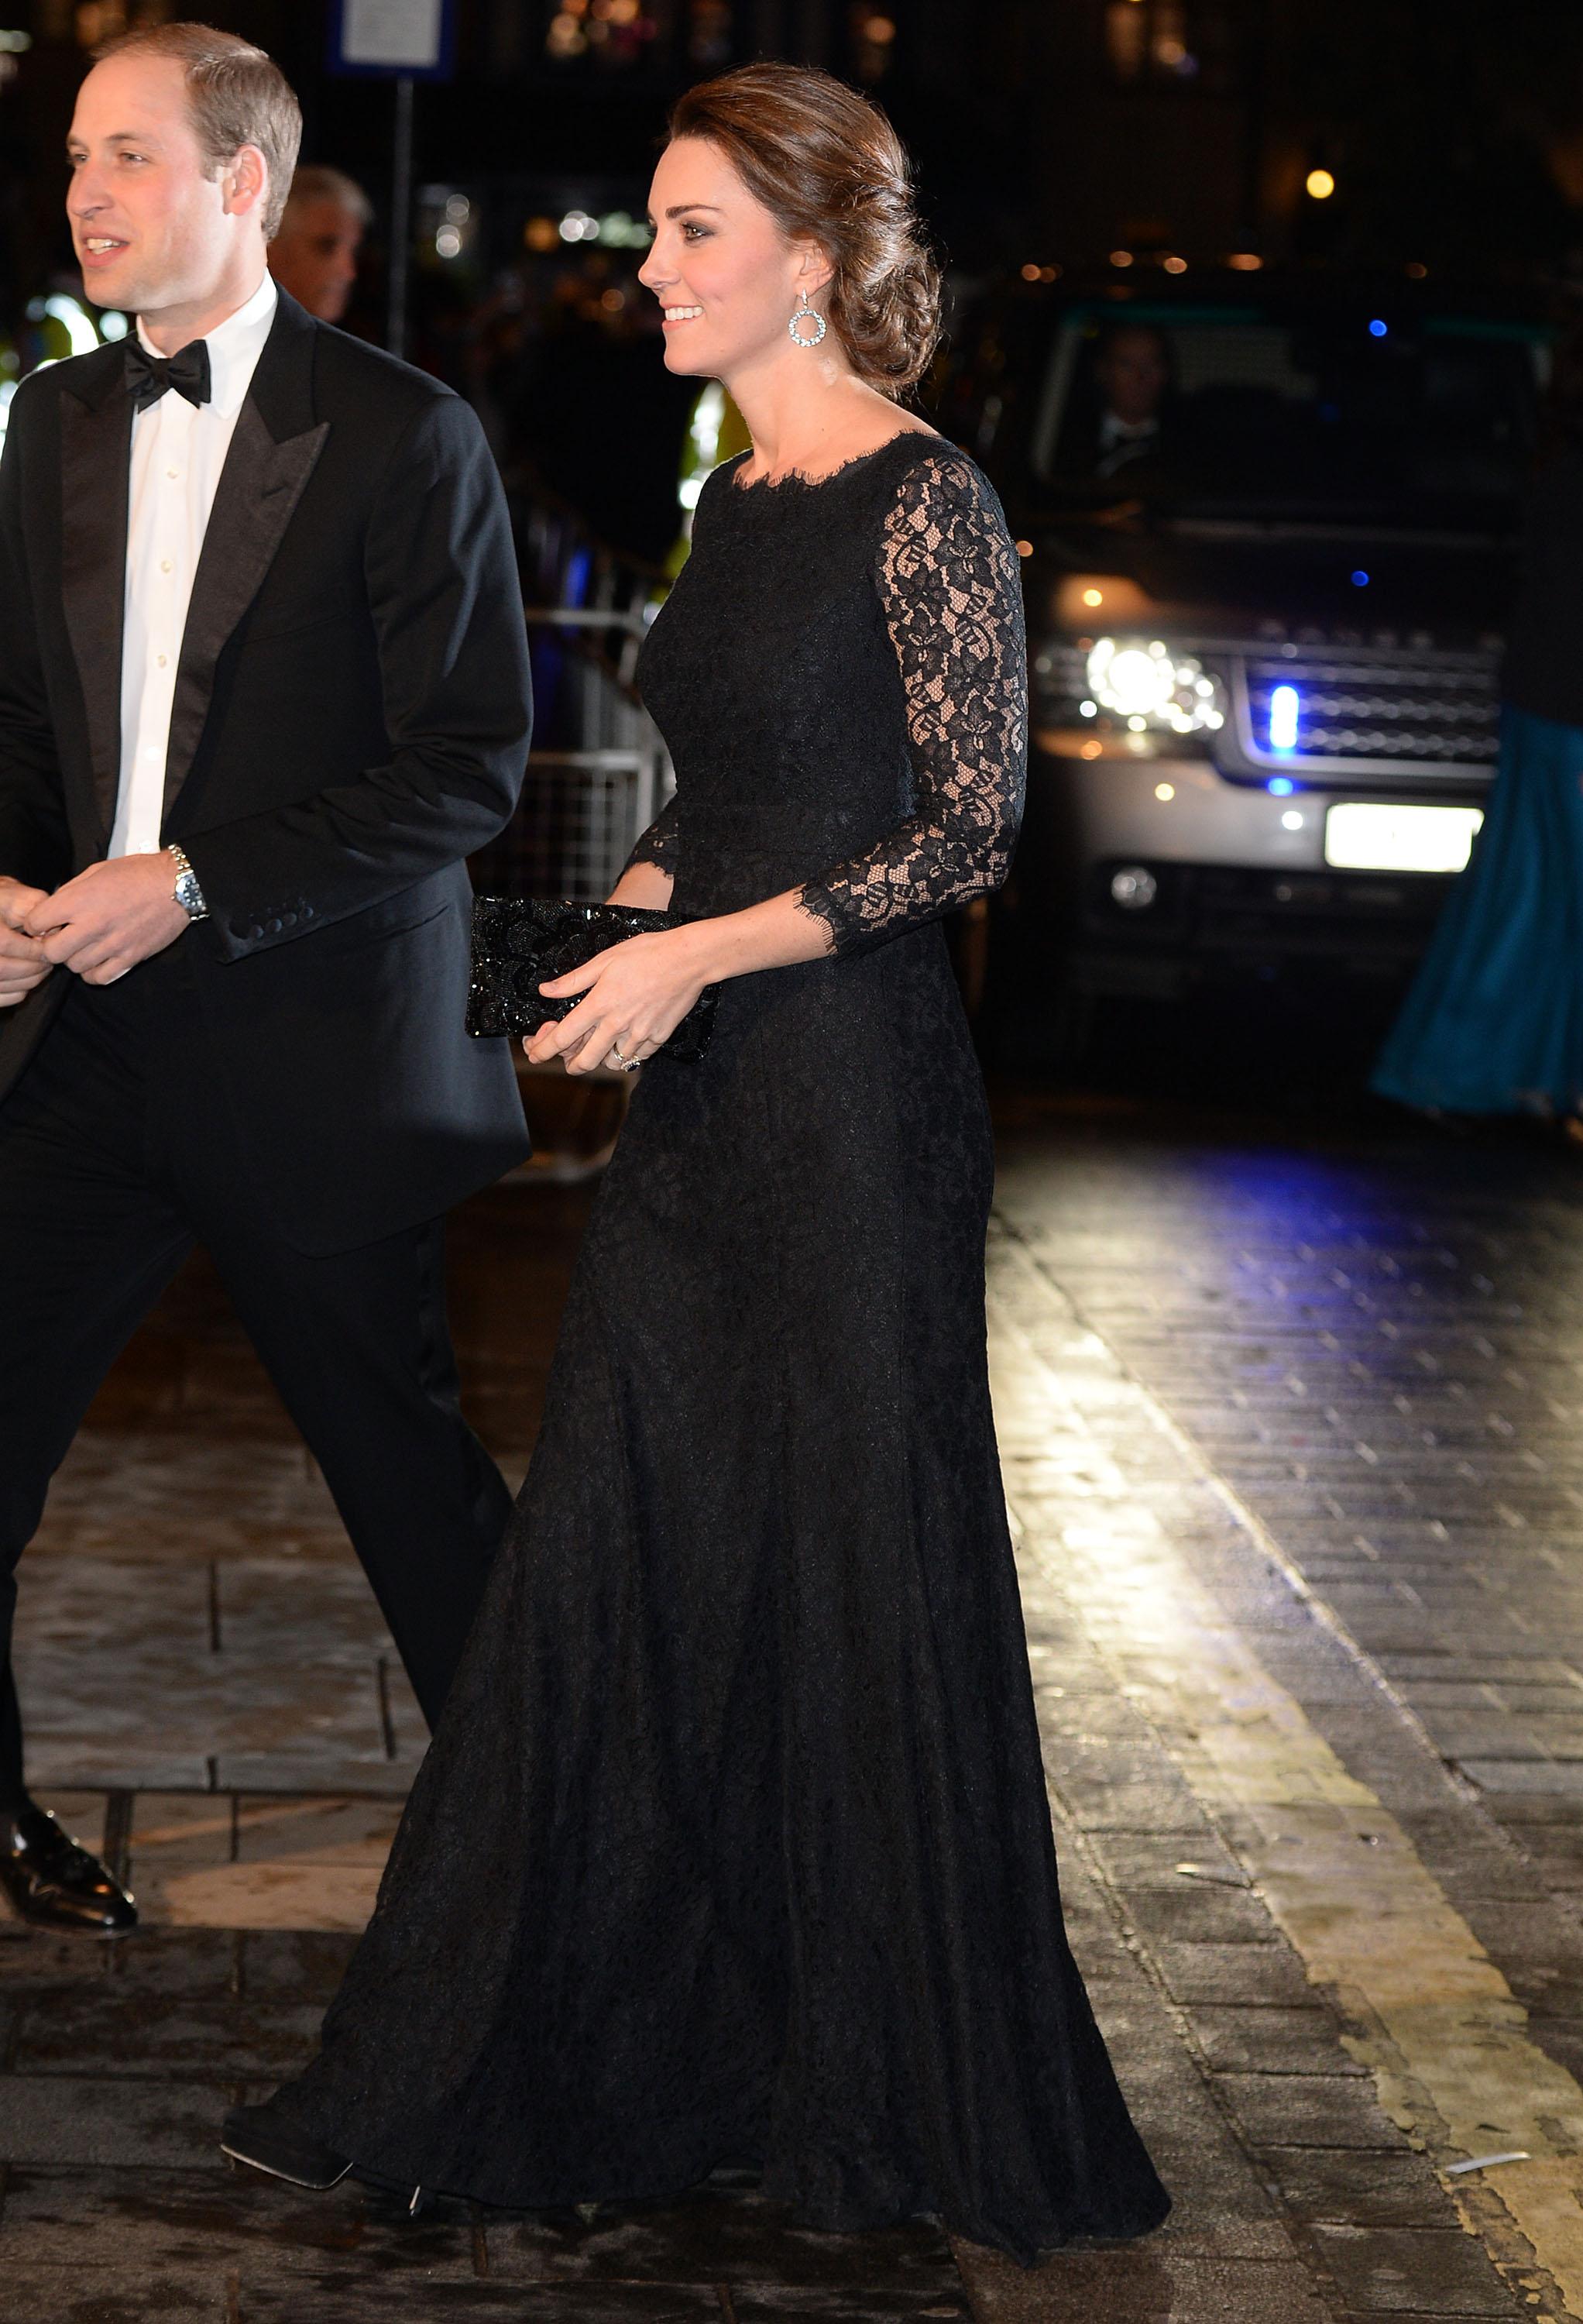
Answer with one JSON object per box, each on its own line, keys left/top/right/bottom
{"left": 788, "top": 296, "right": 827, "bottom": 348}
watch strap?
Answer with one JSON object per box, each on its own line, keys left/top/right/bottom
{"left": 168, "top": 844, "right": 209, "bottom": 923}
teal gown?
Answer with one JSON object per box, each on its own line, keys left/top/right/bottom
{"left": 1372, "top": 706, "right": 1583, "bottom": 1115}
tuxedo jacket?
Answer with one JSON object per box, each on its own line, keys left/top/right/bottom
{"left": 0, "top": 289, "right": 533, "bottom": 1254}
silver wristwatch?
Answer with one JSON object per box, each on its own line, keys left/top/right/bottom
{"left": 167, "top": 843, "right": 208, "bottom": 923}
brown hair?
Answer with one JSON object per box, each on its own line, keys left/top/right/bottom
{"left": 94, "top": 22, "right": 302, "bottom": 240}
{"left": 667, "top": 62, "right": 941, "bottom": 397}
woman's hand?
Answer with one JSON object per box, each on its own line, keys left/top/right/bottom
{"left": 522, "top": 886, "right": 834, "bottom": 1074}
{"left": 524, "top": 923, "right": 716, "bottom": 1074}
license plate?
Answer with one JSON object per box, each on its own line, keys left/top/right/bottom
{"left": 1324, "top": 801, "right": 1484, "bottom": 874}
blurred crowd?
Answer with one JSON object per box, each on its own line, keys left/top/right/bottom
{"left": 298, "top": 174, "right": 702, "bottom": 571}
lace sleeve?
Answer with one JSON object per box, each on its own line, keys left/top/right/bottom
{"left": 797, "top": 449, "right": 1027, "bottom": 956}
{"left": 623, "top": 790, "right": 679, "bottom": 878}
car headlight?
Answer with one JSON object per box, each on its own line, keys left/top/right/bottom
{"left": 1083, "top": 638, "right": 1226, "bottom": 736}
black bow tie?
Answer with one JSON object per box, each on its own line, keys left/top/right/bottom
{"left": 124, "top": 337, "right": 211, "bottom": 411}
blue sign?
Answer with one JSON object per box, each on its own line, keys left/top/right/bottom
{"left": 328, "top": 0, "right": 455, "bottom": 81}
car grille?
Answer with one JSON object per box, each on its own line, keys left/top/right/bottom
{"left": 1238, "top": 653, "right": 1499, "bottom": 775}
{"left": 1034, "top": 638, "right": 1500, "bottom": 788}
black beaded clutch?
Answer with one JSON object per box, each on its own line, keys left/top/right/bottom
{"left": 467, "top": 896, "right": 719, "bottom": 1062}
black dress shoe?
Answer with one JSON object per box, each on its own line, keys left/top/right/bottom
{"left": 0, "top": 1803, "right": 137, "bottom": 1935}
{"left": 221, "top": 2102, "right": 352, "bottom": 2190}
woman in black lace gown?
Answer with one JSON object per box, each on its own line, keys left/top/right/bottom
{"left": 224, "top": 64, "right": 1168, "bottom": 2266}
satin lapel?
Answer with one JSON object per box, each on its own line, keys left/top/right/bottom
{"left": 161, "top": 400, "right": 329, "bottom": 823}
{"left": 59, "top": 388, "right": 133, "bottom": 844}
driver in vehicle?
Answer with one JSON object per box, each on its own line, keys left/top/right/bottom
{"left": 1085, "top": 322, "right": 1173, "bottom": 479}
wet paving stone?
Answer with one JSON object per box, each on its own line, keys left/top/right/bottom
{"left": 1382, "top": 1813, "right": 1544, "bottom": 1908}
{"left": 9, "top": 1989, "right": 324, "bottom": 2080}
{"left": 1046, "top": 1768, "right": 1216, "bottom": 1836}
{"left": 0, "top": 2164, "right": 479, "bottom": 2278}
{"left": 1328, "top": 2315, "right": 1524, "bottom": 2324}
{"left": 995, "top": 1119, "right": 1583, "bottom": 1890}
{"left": 1257, "top": 2147, "right": 1462, "bottom": 2231}
{"left": 0, "top": 1923, "right": 139, "bottom": 1990}
{"left": 1450, "top": 1900, "right": 1583, "bottom": 2016}
{"left": 17, "top": 1116, "right": 1583, "bottom": 2319}
{"left": 1115, "top": 1884, "right": 1283, "bottom": 1948}
{"left": 1089, "top": 1833, "right": 1249, "bottom": 1890}
{"left": 951, "top": 2243, "right": 1333, "bottom": 2324}
{"left": 1523, "top": 2016, "right": 1583, "bottom": 2085}
{"left": 238, "top": 2286, "right": 719, "bottom": 2321}
{"left": 479, "top": 2182, "right": 960, "bottom": 2293}
{"left": 1131, "top": 2148, "right": 1293, "bottom": 2264}
{"left": 235, "top": 1928, "right": 361, "bottom": 2004}
{"left": 1186, "top": 2006, "right": 1368, "bottom": 2078}
{"left": 1213, "top": 2074, "right": 1416, "bottom": 2153}
{"left": 0, "top": 2261, "right": 230, "bottom": 2320}
{"left": 96, "top": 1929, "right": 249, "bottom": 2001}
{"left": 1146, "top": 1939, "right": 1324, "bottom": 2011}
{"left": 124, "top": 1788, "right": 396, "bottom": 1935}
{"left": 1306, "top": 2224, "right": 1525, "bottom": 2316}
{"left": 0, "top": 2075, "right": 228, "bottom": 2168}
{"left": 726, "top": 2296, "right": 970, "bottom": 2320}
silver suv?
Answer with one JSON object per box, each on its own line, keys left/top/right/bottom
{"left": 941, "top": 273, "right": 1550, "bottom": 1052}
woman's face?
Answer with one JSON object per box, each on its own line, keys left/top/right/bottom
{"left": 639, "top": 136, "right": 825, "bottom": 382}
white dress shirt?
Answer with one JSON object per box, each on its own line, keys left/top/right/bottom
{"left": 111, "top": 272, "right": 279, "bottom": 859}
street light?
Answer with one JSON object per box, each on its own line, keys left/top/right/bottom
{"left": 1305, "top": 167, "right": 1336, "bottom": 201}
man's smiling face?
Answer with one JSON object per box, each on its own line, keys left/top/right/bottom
{"left": 67, "top": 52, "right": 242, "bottom": 317}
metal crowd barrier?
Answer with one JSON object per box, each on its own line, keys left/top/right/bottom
{"left": 476, "top": 486, "right": 676, "bottom": 1181}
{"left": 475, "top": 487, "right": 674, "bottom": 906}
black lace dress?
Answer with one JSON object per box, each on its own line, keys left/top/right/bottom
{"left": 257, "top": 435, "right": 1169, "bottom": 2264}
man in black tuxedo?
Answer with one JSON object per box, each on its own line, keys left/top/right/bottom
{"left": 0, "top": 25, "right": 533, "bottom": 1931}
{"left": 1060, "top": 323, "right": 1175, "bottom": 482}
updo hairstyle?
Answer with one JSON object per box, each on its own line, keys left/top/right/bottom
{"left": 666, "top": 62, "right": 942, "bottom": 398}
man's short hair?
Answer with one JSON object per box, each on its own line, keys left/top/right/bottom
{"left": 281, "top": 164, "right": 373, "bottom": 231}
{"left": 94, "top": 22, "right": 303, "bottom": 240}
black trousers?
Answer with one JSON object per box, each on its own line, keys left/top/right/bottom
{"left": 0, "top": 961, "right": 513, "bottom": 1804}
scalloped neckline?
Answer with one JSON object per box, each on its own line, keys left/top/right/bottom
{"left": 726, "top": 431, "right": 944, "bottom": 497}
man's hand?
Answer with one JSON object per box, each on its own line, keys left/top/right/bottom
{"left": 0, "top": 876, "right": 55, "bottom": 1007}
{"left": 20, "top": 854, "right": 187, "bottom": 986}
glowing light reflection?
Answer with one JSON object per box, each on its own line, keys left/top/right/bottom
{"left": 1269, "top": 685, "right": 1300, "bottom": 753}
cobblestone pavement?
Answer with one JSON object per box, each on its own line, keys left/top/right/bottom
{"left": 7, "top": 1101, "right": 1583, "bottom": 2320}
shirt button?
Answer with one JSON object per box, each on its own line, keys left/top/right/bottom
{"left": 166, "top": 467, "right": 179, "bottom": 480}
{"left": 160, "top": 559, "right": 173, "bottom": 574}
{"left": 156, "top": 653, "right": 168, "bottom": 668}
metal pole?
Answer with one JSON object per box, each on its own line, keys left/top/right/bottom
{"left": 386, "top": 74, "right": 414, "bottom": 358}
{"left": 1238, "top": 0, "right": 1271, "bottom": 253}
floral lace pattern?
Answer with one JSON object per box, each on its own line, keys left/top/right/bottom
{"left": 624, "top": 789, "right": 678, "bottom": 878}
{"left": 263, "top": 433, "right": 1168, "bottom": 2267}
{"left": 797, "top": 450, "right": 1028, "bottom": 954}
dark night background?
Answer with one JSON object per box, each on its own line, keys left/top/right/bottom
{"left": 0, "top": 1, "right": 1580, "bottom": 608}
{"left": 6, "top": 2, "right": 1583, "bottom": 365}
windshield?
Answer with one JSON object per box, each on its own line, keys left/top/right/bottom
{"left": 1032, "top": 305, "right": 1547, "bottom": 521}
